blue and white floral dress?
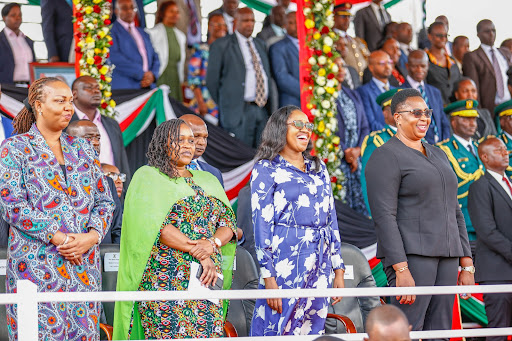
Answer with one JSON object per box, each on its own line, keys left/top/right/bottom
{"left": 250, "top": 155, "right": 344, "bottom": 336}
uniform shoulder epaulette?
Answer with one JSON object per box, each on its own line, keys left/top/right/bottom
{"left": 370, "top": 128, "right": 386, "bottom": 137}
{"left": 479, "top": 135, "right": 496, "bottom": 143}
{"left": 436, "top": 138, "right": 450, "bottom": 146}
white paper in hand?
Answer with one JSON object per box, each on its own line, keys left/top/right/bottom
{"left": 188, "top": 261, "right": 223, "bottom": 305}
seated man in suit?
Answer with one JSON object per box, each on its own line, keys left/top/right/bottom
{"left": 66, "top": 120, "right": 122, "bottom": 244}
{"left": 364, "top": 305, "right": 411, "bottom": 341}
{"left": 495, "top": 100, "right": 512, "bottom": 180}
{"left": 361, "top": 88, "right": 399, "bottom": 214}
{"left": 256, "top": 5, "right": 286, "bottom": 47}
{"left": 335, "top": 36, "right": 361, "bottom": 90}
{"left": 70, "top": 76, "right": 131, "bottom": 185}
{"left": 0, "top": 3, "right": 35, "bottom": 85}
{"left": 109, "top": 0, "right": 160, "bottom": 90}
{"left": 402, "top": 50, "right": 450, "bottom": 144}
{"left": 453, "top": 77, "right": 497, "bottom": 139}
{"left": 437, "top": 100, "right": 484, "bottom": 254}
{"left": 468, "top": 137, "right": 512, "bottom": 340}
{"left": 41, "top": 0, "right": 73, "bottom": 62}
{"left": 363, "top": 37, "right": 406, "bottom": 86}
{"left": 269, "top": 11, "right": 300, "bottom": 107}
{"left": 356, "top": 50, "right": 395, "bottom": 131}
{"left": 181, "top": 114, "right": 224, "bottom": 187}
{"left": 207, "top": 7, "right": 271, "bottom": 148}
{"left": 102, "top": 164, "right": 126, "bottom": 199}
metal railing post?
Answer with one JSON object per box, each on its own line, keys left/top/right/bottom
{"left": 17, "top": 280, "right": 38, "bottom": 341}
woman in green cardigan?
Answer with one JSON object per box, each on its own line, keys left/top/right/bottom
{"left": 113, "top": 118, "right": 236, "bottom": 339}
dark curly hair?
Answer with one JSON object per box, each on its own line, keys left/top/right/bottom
{"left": 155, "top": 0, "right": 177, "bottom": 25}
{"left": 256, "top": 105, "right": 320, "bottom": 172}
{"left": 146, "top": 118, "right": 185, "bottom": 179}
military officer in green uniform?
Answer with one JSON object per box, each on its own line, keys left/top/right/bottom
{"left": 495, "top": 100, "right": 512, "bottom": 180}
{"left": 361, "top": 88, "right": 400, "bottom": 214}
{"left": 437, "top": 99, "right": 485, "bottom": 250}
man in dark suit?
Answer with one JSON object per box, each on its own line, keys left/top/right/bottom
{"left": 109, "top": 0, "right": 160, "bottom": 90}
{"left": 463, "top": 19, "right": 512, "bottom": 115}
{"left": 357, "top": 50, "right": 395, "bottom": 131}
{"left": 40, "top": 0, "right": 73, "bottom": 62}
{"left": 468, "top": 137, "right": 512, "bottom": 341}
{"left": 454, "top": 77, "right": 497, "bottom": 139}
{"left": 181, "top": 114, "right": 224, "bottom": 187}
{"left": 208, "top": 0, "right": 239, "bottom": 34}
{"left": 257, "top": 5, "right": 286, "bottom": 46}
{"left": 70, "top": 76, "right": 131, "bottom": 186}
{"left": 112, "top": 0, "right": 146, "bottom": 29}
{"left": 269, "top": 11, "right": 300, "bottom": 107}
{"left": 396, "top": 22, "right": 413, "bottom": 73}
{"left": 354, "top": 0, "right": 391, "bottom": 52}
{"left": 207, "top": 7, "right": 271, "bottom": 148}
{"left": 0, "top": 3, "right": 35, "bottom": 85}
{"left": 402, "top": 50, "right": 450, "bottom": 144}
{"left": 363, "top": 37, "right": 406, "bottom": 87}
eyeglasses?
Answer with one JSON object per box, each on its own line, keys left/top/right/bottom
{"left": 396, "top": 109, "right": 433, "bottom": 118}
{"left": 287, "top": 120, "right": 314, "bottom": 131}
{"left": 375, "top": 60, "right": 394, "bottom": 66}
{"left": 432, "top": 33, "right": 448, "bottom": 39}
{"left": 104, "top": 172, "right": 126, "bottom": 182}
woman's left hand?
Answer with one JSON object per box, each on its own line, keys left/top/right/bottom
{"left": 57, "top": 231, "right": 98, "bottom": 264}
{"left": 187, "top": 239, "right": 214, "bottom": 260}
{"left": 332, "top": 269, "right": 345, "bottom": 305}
{"left": 457, "top": 270, "right": 475, "bottom": 300}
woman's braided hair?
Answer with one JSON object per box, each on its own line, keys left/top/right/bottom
{"left": 146, "top": 118, "right": 185, "bottom": 179}
{"left": 13, "top": 77, "right": 63, "bottom": 134}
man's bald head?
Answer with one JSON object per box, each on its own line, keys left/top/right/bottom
{"left": 234, "top": 7, "right": 255, "bottom": 38}
{"left": 368, "top": 50, "right": 393, "bottom": 82}
{"left": 478, "top": 137, "right": 510, "bottom": 173}
{"left": 181, "top": 114, "right": 208, "bottom": 159}
{"left": 365, "top": 305, "right": 411, "bottom": 341}
{"left": 67, "top": 120, "right": 101, "bottom": 155}
{"left": 409, "top": 50, "right": 428, "bottom": 63}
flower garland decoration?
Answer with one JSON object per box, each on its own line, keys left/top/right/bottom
{"left": 73, "top": 0, "right": 116, "bottom": 117}
{"left": 303, "top": 0, "right": 345, "bottom": 200}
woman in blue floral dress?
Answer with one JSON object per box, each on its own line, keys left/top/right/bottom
{"left": 250, "top": 106, "right": 345, "bottom": 336}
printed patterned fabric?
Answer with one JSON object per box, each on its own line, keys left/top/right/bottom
{"left": 0, "top": 124, "right": 115, "bottom": 341}
{"left": 249, "top": 155, "right": 344, "bottom": 336}
{"left": 130, "top": 177, "right": 236, "bottom": 339}
{"left": 187, "top": 43, "right": 219, "bottom": 118}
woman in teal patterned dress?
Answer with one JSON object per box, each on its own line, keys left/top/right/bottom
{"left": 113, "top": 119, "right": 237, "bottom": 339}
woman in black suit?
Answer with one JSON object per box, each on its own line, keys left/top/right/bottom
{"left": 365, "top": 88, "right": 474, "bottom": 333}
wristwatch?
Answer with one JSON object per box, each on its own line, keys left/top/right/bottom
{"left": 213, "top": 237, "right": 222, "bottom": 248}
{"left": 461, "top": 266, "right": 476, "bottom": 274}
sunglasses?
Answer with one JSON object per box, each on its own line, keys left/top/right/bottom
{"left": 104, "top": 172, "right": 127, "bottom": 182}
{"left": 397, "top": 109, "right": 433, "bottom": 119}
{"left": 287, "top": 120, "right": 314, "bottom": 131}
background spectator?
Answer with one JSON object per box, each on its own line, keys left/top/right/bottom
{"left": 452, "top": 35, "right": 470, "bottom": 72}
{"left": 269, "top": 11, "right": 300, "bottom": 107}
{"left": 364, "top": 305, "right": 411, "bottom": 341}
{"left": 0, "top": 3, "right": 35, "bottom": 85}
{"left": 40, "top": 0, "right": 73, "bottom": 62}
{"left": 256, "top": 5, "right": 286, "bottom": 47}
{"left": 208, "top": 0, "right": 239, "bottom": 34}
{"left": 463, "top": 19, "right": 512, "bottom": 114}
{"left": 496, "top": 100, "right": 512, "bottom": 179}
{"left": 112, "top": 0, "right": 146, "bottom": 28}
{"left": 354, "top": 0, "right": 392, "bottom": 52}
{"left": 147, "top": 0, "right": 186, "bottom": 101}
{"left": 175, "top": 0, "right": 202, "bottom": 47}
{"left": 336, "top": 37, "right": 361, "bottom": 90}
{"left": 110, "top": 0, "right": 160, "bottom": 90}
{"left": 396, "top": 22, "right": 413, "bottom": 72}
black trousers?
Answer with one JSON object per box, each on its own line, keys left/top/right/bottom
{"left": 481, "top": 280, "right": 512, "bottom": 341}
{"left": 225, "top": 102, "right": 267, "bottom": 148}
{"left": 385, "top": 255, "right": 459, "bottom": 341}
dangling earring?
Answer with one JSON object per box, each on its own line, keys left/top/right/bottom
{"left": 39, "top": 111, "right": 43, "bottom": 116}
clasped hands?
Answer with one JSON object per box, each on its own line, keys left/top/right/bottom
{"left": 52, "top": 231, "right": 98, "bottom": 266}
{"left": 187, "top": 239, "right": 218, "bottom": 288}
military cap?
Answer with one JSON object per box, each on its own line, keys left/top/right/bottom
{"left": 376, "top": 88, "right": 401, "bottom": 108}
{"left": 494, "top": 99, "right": 512, "bottom": 117}
{"left": 334, "top": 2, "right": 352, "bottom": 16}
{"left": 444, "top": 99, "right": 479, "bottom": 118}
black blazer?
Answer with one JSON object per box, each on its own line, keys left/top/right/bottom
{"left": 0, "top": 29, "right": 36, "bottom": 84}
{"left": 354, "top": 5, "right": 391, "bottom": 52}
{"left": 69, "top": 113, "right": 131, "bottom": 186}
{"left": 426, "top": 60, "right": 461, "bottom": 105}
{"left": 468, "top": 172, "right": 512, "bottom": 282}
{"left": 102, "top": 177, "right": 122, "bottom": 244}
{"left": 362, "top": 66, "right": 404, "bottom": 87}
{"left": 40, "top": 0, "right": 73, "bottom": 61}
{"left": 365, "top": 137, "right": 472, "bottom": 267}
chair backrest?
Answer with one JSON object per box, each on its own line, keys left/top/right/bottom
{"left": 0, "top": 247, "right": 7, "bottom": 341}
{"left": 99, "top": 244, "right": 121, "bottom": 326}
{"left": 226, "top": 246, "right": 259, "bottom": 337}
{"left": 325, "top": 243, "right": 381, "bottom": 334}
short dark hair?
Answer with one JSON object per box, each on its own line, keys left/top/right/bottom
{"left": 1, "top": 3, "right": 20, "bottom": 18}
{"left": 453, "top": 35, "right": 468, "bottom": 46}
{"left": 208, "top": 12, "right": 223, "bottom": 23}
{"left": 390, "top": 88, "right": 423, "bottom": 114}
{"left": 155, "top": 0, "right": 177, "bottom": 25}
{"left": 453, "top": 76, "right": 476, "bottom": 94}
{"left": 476, "top": 19, "right": 492, "bottom": 33}
{"left": 427, "top": 21, "right": 445, "bottom": 34}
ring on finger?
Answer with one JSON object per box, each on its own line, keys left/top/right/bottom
{"left": 72, "top": 252, "right": 76, "bottom": 258}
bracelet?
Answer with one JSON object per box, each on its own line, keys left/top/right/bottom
{"left": 60, "top": 234, "right": 69, "bottom": 246}
{"left": 396, "top": 265, "right": 409, "bottom": 273}
{"left": 94, "top": 230, "right": 101, "bottom": 245}
{"left": 207, "top": 238, "right": 218, "bottom": 254}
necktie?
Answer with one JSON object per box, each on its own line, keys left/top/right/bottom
{"left": 418, "top": 84, "right": 438, "bottom": 141}
{"left": 503, "top": 176, "right": 512, "bottom": 196}
{"left": 345, "top": 68, "right": 354, "bottom": 89}
{"left": 467, "top": 144, "right": 477, "bottom": 158}
{"left": 383, "top": 83, "right": 389, "bottom": 91}
{"left": 246, "top": 41, "right": 267, "bottom": 107}
{"left": 379, "top": 8, "right": 387, "bottom": 28}
{"left": 187, "top": 160, "right": 199, "bottom": 170}
{"left": 187, "top": 0, "right": 199, "bottom": 36}
{"left": 65, "top": 0, "right": 73, "bottom": 7}
{"left": 490, "top": 48, "right": 505, "bottom": 99}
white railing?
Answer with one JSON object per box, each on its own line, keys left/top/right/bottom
{"left": 7, "top": 280, "right": 512, "bottom": 340}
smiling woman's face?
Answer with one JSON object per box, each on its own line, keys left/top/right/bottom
{"left": 395, "top": 96, "right": 431, "bottom": 141}
{"left": 170, "top": 123, "right": 196, "bottom": 167}
{"left": 284, "top": 110, "right": 312, "bottom": 153}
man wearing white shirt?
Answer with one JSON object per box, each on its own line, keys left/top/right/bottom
{"left": 208, "top": 0, "right": 239, "bottom": 34}
{"left": 463, "top": 19, "right": 512, "bottom": 114}
{"left": 468, "top": 137, "right": 512, "bottom": 341}
{"left": 495, "top": 100, "right": 512, "bottom": 180}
